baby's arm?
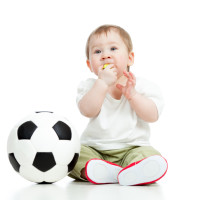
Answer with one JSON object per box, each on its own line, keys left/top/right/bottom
{"left": 78, "top": 65, "right": 117, "bottom": 118}
{"left": 128, "top": 92, "right": 158, "bottom": 122}
{"left": 117, "top": 70, "right": 158, "bottom": 122}
{"left": 78, "top": 79, "right": 108, "bottom": 118}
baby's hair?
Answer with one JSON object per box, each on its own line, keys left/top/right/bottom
{"left": 86, "top": 24, "right": 133, "bottom": 60}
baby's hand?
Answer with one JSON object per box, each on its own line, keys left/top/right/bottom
{"left": 116, "top": 70, "right": 137, "bottom": 100}
{"left": 98, "top": 64, "right": 118, "bottom": 87}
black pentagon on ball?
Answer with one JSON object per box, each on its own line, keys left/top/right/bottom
{"left": 38, "top": 181, "right": 54, "bottom": 184}
{"left": 33, "top": 152, "right": 56, "bottom": 172}
{"left": 52, "top": 121, "right": 72, "bottom": 140}
{"left": 8, "top": 153, "right": 20, "bottom": 172}
{"left": 18, "top": 121, "right": 37, "bottom": 140}
{"left": 68, "top": 153, "right": 79, "bottom": 172}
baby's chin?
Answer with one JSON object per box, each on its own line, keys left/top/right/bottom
{"left": 116, "top": 75, "right": 127, "bottom": 86}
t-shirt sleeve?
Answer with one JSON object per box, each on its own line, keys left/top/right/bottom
{"left": 76, "top": 78, "right": 96, "bottom": 105}
{"left": 136, "top": 78, "right": 165, "bottom": 117}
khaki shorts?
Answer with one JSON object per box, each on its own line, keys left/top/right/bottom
{"left": 68, "top": 145, "right": 161, "bottom": 181}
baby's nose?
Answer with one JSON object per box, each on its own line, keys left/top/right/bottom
{"left": 102, "top": 52, "right": 111, "bottom": 59}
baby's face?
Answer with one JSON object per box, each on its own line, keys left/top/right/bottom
{"left": 87, "top": 30, "right": 134, "bottom": 77}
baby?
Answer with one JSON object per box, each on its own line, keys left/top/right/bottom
{"left": 68, "top": 25, "right": 168, "bottom": 186}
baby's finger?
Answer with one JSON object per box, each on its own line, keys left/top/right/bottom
{"left": 124, "top": 71, "right": 134, "bottom": 81}
{"left": 127, "top": 80, "right": 134, "bottom": 86}
{"left": 123, "top": 70, "right": 130, "bottom": 78}
{"left": 129, "top": 71, "right": 136, "bottom": 80}
{"left": 128, "top": 78, "right": 135, "bottom": 85}
{"left": 116, "top": 84, "right": 124, "bottom": 91}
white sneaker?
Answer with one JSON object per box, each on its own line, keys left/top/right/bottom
{"left": 85, "top": 158, "right": 123, "bottom": 184}
{"left": 118, "top": 155, "right": 168, "bottom": 186}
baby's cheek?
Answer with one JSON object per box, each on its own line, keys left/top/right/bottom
{"left": 118, "top": 55, "right": 128, "bottom": 67}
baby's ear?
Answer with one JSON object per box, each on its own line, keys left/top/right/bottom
{"left": 128, "top": 52, "right": 134, "bottom": 66}
{"left": 86, "top": 60, "right": 93, "bottom": 72}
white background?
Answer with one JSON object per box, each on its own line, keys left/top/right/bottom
{"left": 1, "top": 0, "right": 200, "bottom": 199}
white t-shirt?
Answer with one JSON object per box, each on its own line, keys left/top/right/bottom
{"left": 76, "top": 77, "right": 164, "bottom": 150}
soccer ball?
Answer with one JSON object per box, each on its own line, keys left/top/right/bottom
{"left": 7, "top": 111, "right": 80, "bottom": 183}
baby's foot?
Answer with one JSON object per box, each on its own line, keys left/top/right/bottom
{"left": 118, "top": 155, "right": 168, "bottom": 186}
{"left": 85, "top": 159, "right": 123, "bottom": 184}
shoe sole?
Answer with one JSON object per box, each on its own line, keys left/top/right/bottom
{"left": 85, "top": 159, "right": 123, "bottom": 184}
{"left": 118, "top": 155, "right": 168, "bottom": 186}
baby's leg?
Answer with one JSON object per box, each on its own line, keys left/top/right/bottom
{"left": 119, "top": 146, "right": 167, "bottom": 185}
{"left": 120, "top": 146, "right": 161, "bottom": 167}
{"left": 68, "top": 145, "right": 104, "bottom": 181}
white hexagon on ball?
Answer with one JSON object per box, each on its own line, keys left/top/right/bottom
{"left": 7, "top": 111, "right": 80, "bottom": 183}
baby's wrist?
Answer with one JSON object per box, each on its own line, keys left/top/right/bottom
{"left": 97, "top": 78, "right": 109, "bottom": 89}
{"left": 128, "top": 89, "right": 138, "bottom": 101}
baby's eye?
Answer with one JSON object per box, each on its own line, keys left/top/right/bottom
{"left": 94, "top": 50, "right": 101, "bottom": 54}
{"left": 111, "top": 47, "right": 117, "bottom": 51}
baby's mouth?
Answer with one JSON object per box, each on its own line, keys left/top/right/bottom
{"left": 102, "top": 63, "right": 115, "bottom": 70}
{"left": 103, "top": 63, "right": 110, "bottom": 69}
